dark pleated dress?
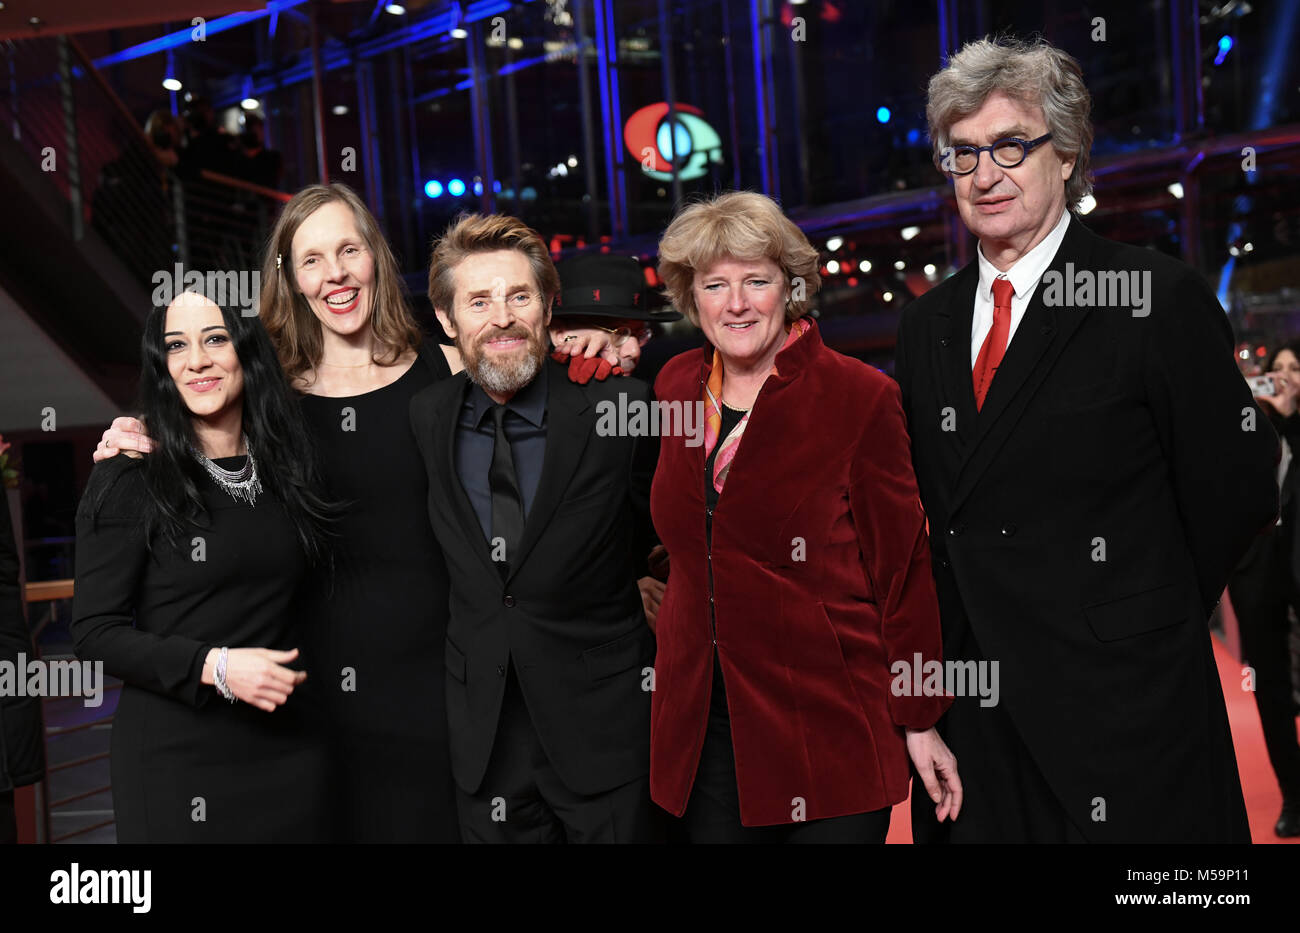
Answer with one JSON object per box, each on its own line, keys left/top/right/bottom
{"left": 297, "top": 342, "right": 460, "bottom": 842}
{"left": 72, "top": 455, "right": 329, "bottom": 843}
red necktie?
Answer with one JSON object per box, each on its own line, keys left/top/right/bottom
{"left": 973, "top": 277, "right": 1015, "bottom": 410}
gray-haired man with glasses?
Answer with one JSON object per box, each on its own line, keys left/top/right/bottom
{"left": 895, "top": 35, "right": 1278, "bottom": 843}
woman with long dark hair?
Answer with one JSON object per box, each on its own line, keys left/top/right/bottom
{"left": 73, "top": 290, "right": 335, "bottom": 842}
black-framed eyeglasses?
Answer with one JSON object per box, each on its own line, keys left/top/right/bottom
{"left": 943, "top": 133, "right": 1054, "bottom": 176}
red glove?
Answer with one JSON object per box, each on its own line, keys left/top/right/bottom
{"left": 550, "top": 350, "right": 623, "bottom": 384}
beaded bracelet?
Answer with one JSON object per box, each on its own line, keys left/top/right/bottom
{"left": 214, "top": 647, "right": 237, "bottom": 703}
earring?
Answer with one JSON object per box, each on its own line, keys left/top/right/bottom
{"left": 275, "top": 253, "right": 282, "bottom": 271}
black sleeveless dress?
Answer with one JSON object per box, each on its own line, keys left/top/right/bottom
{"left": 298, "top": 342, "right": 459, "bottom": 842}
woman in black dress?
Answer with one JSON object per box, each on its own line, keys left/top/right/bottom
{"left": 73, "top": 291, "right": 335, "bottom": 842}
{"left": 260, "top": 184, "right": 460, "bottom": 842}
{"left": 94, "top": 184, "right": 624, "bottom": 843}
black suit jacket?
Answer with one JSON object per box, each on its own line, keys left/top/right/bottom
{"left": 410, "top": 359, "right": 658, "bottom": 796}
{"left": 896, "top": 214, "right": 1278, "bottom": 841}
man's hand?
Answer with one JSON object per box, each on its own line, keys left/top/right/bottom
{"left": 637, "top": 576, "right": 665, "bottom": 632}
{"left": 906, "top": 726, "right": 963, "bottom": 822}
{"left": 93, "top": 416, "right": 153, "bottom": 462}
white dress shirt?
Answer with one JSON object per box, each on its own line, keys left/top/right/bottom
{"left": 970, "top": 207, "right": 1071, "bottom": 368}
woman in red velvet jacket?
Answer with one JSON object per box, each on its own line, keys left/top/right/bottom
{"left": 650, "top": 191, "right": 962, "bottom": 842}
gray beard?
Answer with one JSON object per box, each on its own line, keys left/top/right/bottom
{"left": 464, "top": 340, "right": 544, "bottom": 396}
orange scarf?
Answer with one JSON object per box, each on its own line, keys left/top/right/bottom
{"left": 703, "top": 318, "right": 810, "bottom": 492}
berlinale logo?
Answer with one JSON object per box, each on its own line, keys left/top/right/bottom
{"left": 623, "top": 102, "right": 723, "bottom": 182}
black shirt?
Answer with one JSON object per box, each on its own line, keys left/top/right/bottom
{"left": 454, "top": 364, "right": 549, "bottom": 543}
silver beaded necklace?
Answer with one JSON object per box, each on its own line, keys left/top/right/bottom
{"left": 191, "top": 434, "right": 262, "bottom": 506}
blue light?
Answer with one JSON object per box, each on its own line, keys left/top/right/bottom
{"left": 1214, "top": 35, "right": 1233, "bottom": 66}
{"left": 876, "top": 106, "right": 891, "bottom": 124}
{"left": 93, "top": 1, "right": 309, "bottom": 68}
{"left": 906, "top": 128, "right": 920, "bottom": 145}
{"left": 493, "top": 180, "right": 502, "bottom": 193}
{"left": 448, "top": 178, "right": 466, "bottom": 196}
{"left": 473, "top": 180, "right": 484, "bottom": 196}
{"left": 424, "top": 180, "right": 443, "bottom": 199}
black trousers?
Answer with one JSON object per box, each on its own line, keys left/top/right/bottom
{"left": 681, "top": 656, "right": 891, "bottom": 843}
{"left": 1228, "top": 526, "right": 1300, "bottom": 803}
{"left": 455, "top": 662, "right": 662, "bottom": 843}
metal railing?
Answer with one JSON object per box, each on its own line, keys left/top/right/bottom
{"left": 1, "top": 35, "right": 289, "bottom": 303}
{"left": 23, "top": 580, "right": 117, "bottom": 843}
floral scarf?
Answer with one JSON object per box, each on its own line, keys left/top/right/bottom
{"left": 703, "top": 317, "right": 811, "bottom": 493}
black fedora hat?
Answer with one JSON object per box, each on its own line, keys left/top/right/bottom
{"left": 554, "top": 253, "right": 683, "bottom": 323}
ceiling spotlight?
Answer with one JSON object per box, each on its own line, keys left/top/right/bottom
{"left": 923, "top": 263, "right": 937, "bottom": 276}
{"left": 332, "top": 105, "right": 349, "bottom": 115}
{"left": 240, "top": 98, "right": 260, "bottom": 110}
{"left": 385, "top": 4, "right": 406, "bottom": 14}
{"left": 826, "top": 236, "right": 843, "bottom": 252}
{"left": 567, "top": 155, "right": 578, "bottom": 167}
{"left": 508, "top": 37, "right": 524, "bottom": 49}
{"left": 162, "top": 77, "right": 182, "bottom": 92}
{"left": 858, "top": 260, "right": 872, "bottom": 273}
{"left": 450, "top": 27, "right": 468, "bottom": 39}
{"left": 1078, "top": 193, "right": 1097, "bottom": 215}
{"left": 882, "top": 291, "right": 894, "bottom": 302}
{"left": 1167, "top": 182, "right": 1185, "bottom": 199}
{"left": 900, "top": 226, "right": 920, "bottom": 241}
{"left": 826, "top": 260, "right": 840, "bottom": 274}
{"left": 894, "top": 260, "right": 905, "bottom": 271}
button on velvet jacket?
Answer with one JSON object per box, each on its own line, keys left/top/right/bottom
{"left": 649, "top": 318, "right": 951, "bottom": 826}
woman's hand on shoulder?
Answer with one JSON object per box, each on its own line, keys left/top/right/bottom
{"left": 93, "top": 416, "right": 152, "bottom": 462}
{"left": 548, "top": 326, "right": 626, "bottom": 382}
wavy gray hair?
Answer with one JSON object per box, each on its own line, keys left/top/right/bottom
{"left": 926, "top": 36, "right": 1094, "bottom": 209}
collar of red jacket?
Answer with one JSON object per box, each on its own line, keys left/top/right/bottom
{"left": 697, "top": 315, "right": 825, "bottom": 386}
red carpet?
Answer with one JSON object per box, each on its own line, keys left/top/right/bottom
{"left": 886, "top": 634, "right": 1300, "bottom": 843}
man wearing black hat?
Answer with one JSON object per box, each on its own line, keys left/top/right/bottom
{"left": 550, "top": 254, "right": 680, "bottom": 627}
{"left": 549, "top": 253, "right": 682, "bottom": 381}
